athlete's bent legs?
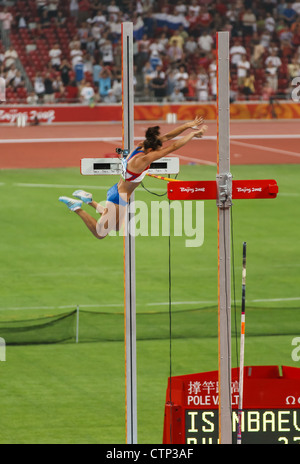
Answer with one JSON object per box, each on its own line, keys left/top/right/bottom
{"left": 76, "top": 201, "right": 126, "bottom": 239}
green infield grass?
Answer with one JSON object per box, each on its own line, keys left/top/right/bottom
{"left": 0, "top": 164, "right": 299, "bottom": 443}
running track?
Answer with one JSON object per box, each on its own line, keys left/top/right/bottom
{"left": 0, "top": 119, "right": 299, "bottom": 169}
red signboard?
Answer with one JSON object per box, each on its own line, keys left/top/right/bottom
{"left": 167, "top": 180, "right": 278, "bottom": 201}
{"left": 163, "top": 366, "right": 300, "bottom": 444}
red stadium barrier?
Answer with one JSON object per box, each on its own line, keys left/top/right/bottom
{"left": 0, "top": 102, "right": 300, "bottom": 125}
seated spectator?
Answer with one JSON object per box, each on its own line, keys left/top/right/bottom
{"left": 177, "top": 25, "right": 189, "bottom": 44}
{"left": 149, "top": 50, "right": 162, "bottom": 71}
{"left": 242, "top": 71, "right": 255, "bottom": 100}
{"left": 65, "top": 79, "right": 79, "bottom": 103}
{"left": 101, "top": 39, "right": 114, "bottom": 66}
{"left": 4, "top": 46, "right": 18, "bottom": 71}
{"left": 17, "top": 14, "right": 27, "bottom": 29}
{"left": 196, "top": 72, "right": 209, "bottom": 101}
{"left": 208, "top": 59, "right": 217, "bottom": 99}
{"left": 277, "top": 0, "right": 288, "bottom": 18}
{"left": 292, "top": 1, "right": 300, "bottom": 14}
{"left": 44, "top": 72, "right": 55, "bottom": 103}
{"left": 0, "top": 48, "right": 4, "bottom": 66}
{"left": 265, "top": 50, "right": 282, "bottom": 70}
{"left": 34, "top": 72, "right": 45, "bottom": 102}
{"left": 55, "top": 10, "right": 66, "bottom": 28}
{"left": 78, "top": 21, "right": 90, "bottom": 50}
{"left": 92, "top": 59, "right": 103, "bottom": 85}
{"left": 70, "top": 43, "right": 83, "bottom": 68}
{"left": 149, "top": 38, "right": 166, "bottom": 57}
{"left": 241, "top": 9, "right": 257, "bottom": 35}
{"left": 69, "top": 34, "right": 81, "bottom": 51}
{"left": 198, "top": 30, "right": 214, "bottom": 54}
{"left": 188, "top": 0, "right": 201, "bottom": 17}
{"left": 291, "top": 17, "right": 300, "bottom": 47}
{"left": 0, "top": 7, "right": 14, "bottom": 33}
{"left": 265, "top": 62, "right": 279, "bottom": 92}
{"left": 230, "top": 38, "right": 247, "bottom": 67}
{"left": 40, "top": 10, "right": 51, "bottom": 28}
{"left": 90, "top": 8, "right": 107, "bottom": 26}
{"left": 168, "top": 30, "right": 185, "bottom": 50}
{"left": 142, "top": 60, "right": 155, "bottom": 89}
{"left": 83, "top": 52, "right": 94, "bottom": 74}
{"left": 287, "top": 56, "right": 300, "bottom": 77}
{"left": 260, "top": 30, "right": 272, "bottom": 49}
{"left": 250, "top": 36, "right": 265, "bottom": 68}
{"left": 106, "top": 0, "right": 120, "bottom": 22}
{"left": 226, "top": 4, "right": 239, "bottom": 32}
{"left": 185, "top": 71, "right": 198, "bottom": 101}
{"left": 261, "top": 82, "right": 274, "bottom": 101}
{"left": 5, "top": 64, "right": 17, "bottom": 87}
{"left": 167, "top": 40, "right": 184, "bottom": 65}
{"left": 27, "top": 90, "right": 39, "bottom": 105}
{"left": 281, "top": 37, "right": 294, "bottom": 58}
{"left": 282, "top": 2, "right": 297, "bottom": 25}
{"left": 198, "top": 6, "right": 213, "bottom": 29}
{"left": 36, "top": 0, "right": 48, "bottom": 18}
{"left": 99, "top": 66, "right": 113, "bottom": 101}
{"left": 186, "top": 10, "right": 202, "bottom": 34}
{"left": 80, "top": 80, "right": 95, "bottom": 105}
{"left": 91, "top": 20, "right": 102, "bottom": 41}
{"left": 12, "top": 70, "right": 25, "bottom": 90}
{"left": 169, "top": 86, "right": 186, "bottom": 102}
{"left": 49, "top": 43, "right": 62, "bottom": 71}
{"left": 47, "top": 0, "right": 59, "bottom": 20}
{"left": 60, "top": 59, "right": 72, "bottom": 86}
{"left": 108, "top": 13, "right": 122, "bottom": 42}
{"left": 78, "top": 0, "right": 92, "bottom": 23}
{"left": 215, "top": 0, "right": 227, "bottom": 16}
{"left": 110, "top": 73, "right": 122, "bottom": 102}
{"left": 136, "top": 33, "right": 151, "bottom": 71}
{"left": 174, "top": 0, "right": 187, "bottom": 15}
{"left": 173, "top": 65, "right": 189, "bottom": 96}
{"left": 184, "top": 36, "right": 198, "bottom": 56}
{"left": 237, "top": 54, "right": 251, "bottom": 88}
{"left": 149, "top": 67, "right": 167, "bottom": 102}
{"left": 74, "top": 59, "right": 85, "bottom": 83}
{"left": 265, "top": 12, "right": 276, "bottom": 33}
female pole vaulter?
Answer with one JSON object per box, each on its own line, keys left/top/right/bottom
{"left": 59, "top": 117, "right": 208, "bottom": 239}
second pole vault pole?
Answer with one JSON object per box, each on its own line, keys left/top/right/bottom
{"left": 122, "top": 22, "right": 137, "bottom": 445}
{"left": 237, "top": 242, "right": 247, "bottom": 445}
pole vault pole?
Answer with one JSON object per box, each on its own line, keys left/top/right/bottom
{"left": 122, "top": 22, "right": 137, "bottom": 444}
{"left": 216, "top": 31, "right": 232, "bottom": 444}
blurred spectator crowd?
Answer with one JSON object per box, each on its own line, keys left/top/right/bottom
{"left": 0, "top": 0, "right": 299, "bottom": 104}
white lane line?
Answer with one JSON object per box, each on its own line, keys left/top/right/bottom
{"left": 1, "top": 297, "right": 299, "bottom": 311}
{"left": 231, "top": 140, "right": 300, "bottom": 159}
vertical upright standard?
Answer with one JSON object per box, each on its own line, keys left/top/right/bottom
{"left": 122, "top": 22, "right": 137, "bottom": 445}
{"left": 216, "top": 31, "right": 232, "bottom": 444}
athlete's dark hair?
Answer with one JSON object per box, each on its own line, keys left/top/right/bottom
{"left": 143, "top": 126, "right": 162, "bottom": 151}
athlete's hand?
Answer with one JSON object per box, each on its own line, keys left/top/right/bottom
{"left": 193, "top": 125, "right": 208, "bottom": 138}
{"left": 187, "top": 116, "right": 204, "bottom": 129}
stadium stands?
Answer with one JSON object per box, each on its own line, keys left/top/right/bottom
{"left": 0, "top": 0, "right": 299, "bottom": 104}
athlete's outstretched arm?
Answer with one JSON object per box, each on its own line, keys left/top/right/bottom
{"left": 159, "top": 116, "right": 204, "bottom": 143}
{"left": 145, "top": 125, "right": 208, "bottom": 164}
